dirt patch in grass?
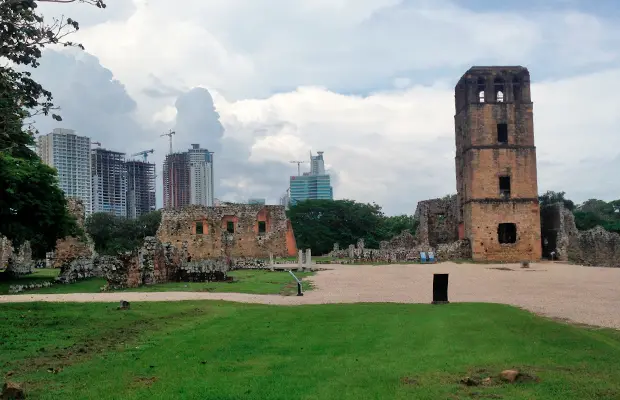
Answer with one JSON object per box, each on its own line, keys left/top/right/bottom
{"left": 400, "top": 376, "right": 418, "bottom": 386}
{"left": 132, "top": 376, "right": 158, "bottom": 387}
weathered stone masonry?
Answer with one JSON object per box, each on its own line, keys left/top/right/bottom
{"left": 157, "top": 204, "right": 297, "bottom": 260}
{"left": 414, "top": 195, "right": 459, "bottom": 248}
{"left": 455, "top": 66, "right": 541, "bottom": 262}
{"left": 541, "top": 203, "right": 620, "bottom": 268}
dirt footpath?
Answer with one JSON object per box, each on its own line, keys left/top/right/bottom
{"left": 1, "top": 262, "right": 619, "bottom": 329}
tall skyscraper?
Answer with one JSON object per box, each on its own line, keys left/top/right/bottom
{"left": 37, "top": 128, "right": 92, "bottom": 214}
{"left": 188, "top": 144, "right": 215, "bottom": 207}
{"left": 126, "top": 161, "right": 156, "bottom": 219}
{"left": 163, "top": 152, "right": 190, "bottom": 209}
{"left": 91, "top": 148, "right": 127, "bottom": 217}
{"left": 289, "top": 150, "right": 333, "bottom": 205}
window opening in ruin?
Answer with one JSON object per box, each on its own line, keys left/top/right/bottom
{"left": 499, "top": 176, "right": 511, "bottom": 199}
{"left": 497, "top": 123, "right": 508, "bottom": 144}
{"left": 494, "top": 77, "right": 505, "bottom": 103}
{"left": 258, "top": 221, "right": 266, "bottom": 234}
{"left": 498, "top": 223, "right": 517, "bottom": 244}
{"left": 195, "top": 221, "right": 204, "bottom": 235}
{"left": 227, "top": 221, "right": 235, "bottom": 233}
{"left": 437, "top": 213, "right": 445, "bottom": 221}
{"left": 477, "top": 77, "right": 485, "bottom": 103}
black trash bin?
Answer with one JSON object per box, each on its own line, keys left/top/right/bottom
{"left": 432, "top": 273, "right": 449, "bottom": 304}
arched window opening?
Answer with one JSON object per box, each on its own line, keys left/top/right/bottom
{"left": 494, "top": 77, "right": 505, "bottom": 103}
{"left": 512, "top": 77, "right": 521, "bottom": 102}
{"left": 477, "top": 77, "right": 485, "bottom": 103}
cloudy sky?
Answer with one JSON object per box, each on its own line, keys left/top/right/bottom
{"left": 33, "top": 0, "right": 620, "bottom": 215}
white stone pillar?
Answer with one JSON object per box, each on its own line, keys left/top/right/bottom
{"left": 269, "top": 252, "right": 274, "bottom": 266}
{"left": 298, "top": 249, "right": 303, "bottom": 270}
{"left": 305, "top": 248, "right": 312, "bottom": 267}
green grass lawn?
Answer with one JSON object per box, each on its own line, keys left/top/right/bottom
{"left": 1, "top": 302, "right": 619, "bottom": 399}
{"left": 1, "top": 270, "right": 313, "bottom": 296}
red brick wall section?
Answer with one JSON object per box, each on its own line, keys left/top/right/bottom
{"left": 157, "top": 205, "right": 297, "bottom": 260}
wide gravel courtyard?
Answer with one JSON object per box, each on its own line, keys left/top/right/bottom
{"left": 1, "top": 261, "right": 619, "bottom": 329}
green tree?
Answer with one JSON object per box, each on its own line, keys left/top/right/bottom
{"left": 576, "top": 199, "right": 616, "bottom": 219}
{"left": 1, "top": 0, "right": 106, "bottom": 128}
{"left": 573, "top": 211, "right": 605, "bottom": 231}
{"left": 85, "top": 211, "right": 162, "bottom": 255}
{"left": 538, "top": 191, "right": 575, "bottom": 211}
{"left": 381, "top": 214, "right": 418, "bottom": 238}
{"left": 0, "top": 71, "right": 81, "bottom": 258}
{"left": 287, "top": 199, "right": 388, "bottom": 255}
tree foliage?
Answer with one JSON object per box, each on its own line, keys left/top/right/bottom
{"left": 0, "top": 0, "right": 106, "bottom": 128}
{"left": 0, "top": 0, "right": 105, "bottom": 257}
{"left": 0, "top": 72, "right": 80, "bottom": 257}
{"left": 85, "top": 211, "right": 162, "bottom": 255}
{"left": 541, "top": 191, "right": 620, "bottom": 234}
{"left": 538, "top": 190, "right": 575, "bottom": 211}
{"left": 287, "top": 200, "right": 417, "bottom": 255}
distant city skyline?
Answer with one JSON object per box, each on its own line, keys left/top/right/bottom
{"left": 288, "top": 150, "right": 334, "bottom": 206}
{"left": 37, "top": 128, "right": 156, "bottom": 218}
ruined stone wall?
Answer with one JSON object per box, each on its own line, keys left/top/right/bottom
{"left": 379, "top": 231, "right": 418, "bottom": 250}
{"left": 66, "top": 197, "right": 86, "bottom": 229}
{"left": 436, "top": 240, "right": 472, "bottom": 260}
{"left": 542, "top": 202, "right": 620, "bottom": 267}
{"left": 540, "top": 203, "right": 576, "bottom": 261}
{"left": 4, "top": 241, "right": 34, "bottom": 277}
{"left": 0, "top": 235, "right": 12, "bottom": 269}
{"left": 157, "top": 204, "right": 297, "bottom": 260}
{"left": 414, "top": 196, "right": 459, "bottom": 247}
{"left": 100, "top": 236, "right": 230, "bottom": 289}
{"left": 568, "top": 227, "right": 620, "bottom": 268}
{"left": 53, "top": 237, "right": 94, "bottom": 268}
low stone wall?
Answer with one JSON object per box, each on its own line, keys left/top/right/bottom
{"left": 100, "top": 236, "right": 232, "bottom": 290}
{"left": 436, "top": 240, "right": 472, "bottom": 261}
{"left": 179, "top": 260, "right": 229, "bottom": 282}
{"left": 329, "top": 233, "right": 470, "bottom": 263}
{"left": 541, "top": 202, "right": 620, "bottom": 268}
{"left": 56, "top": 258, "right": 101, "bottom": 284}
{"left": 568, "top": 226, "right": 620, "bottom": 268}
{"left": 232, "top": 258, "right": 267, "bottom": 269}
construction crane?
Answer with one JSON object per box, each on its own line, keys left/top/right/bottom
{"left": 91, "top": 141, "right": 101, "bottom": 147}
{"left": 131, "top": 149, "right": 154, "bottom": 162}
{"left": 289, "top": 160, "right": 307, "bottom": 176}
{"left": 160, "top": 130, "right": 176, "bottom": 154}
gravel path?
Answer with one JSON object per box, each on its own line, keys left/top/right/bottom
{"left": 1, "top": 262, "right": 619, "bottom": 329}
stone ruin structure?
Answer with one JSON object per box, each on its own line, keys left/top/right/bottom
{"left": 52, "top": 197, "right": 99, "bottom": 284}
{"left": 541, "top": 203, "right": 620, "bottom": 268}
{"left": 414, "top": 195, "right": 459, "bottom": 248}
{"left": 328, "top": 227, "right": 471, "bottom": 263}
{"left": 99, "top": 237, "right": 229, "bottom": 290}
{"left": 157, "top": 204, "right": 297, "bottom": 261}
{"left": 454, "top": 66, "right": 541, "bottom": 262}
{"left": 1, "top": 240, "right": 34, "bottom": 278}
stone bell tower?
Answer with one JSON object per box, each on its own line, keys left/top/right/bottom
{"left": 454, "top": 66, "right": 541, "bottom": 262}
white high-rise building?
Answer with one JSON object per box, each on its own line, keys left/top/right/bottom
{"left": 188, "top": 144, "right": 215, "bottom": 207}
{"left": 37, "top": 128, "right": 92, "bottom": 215}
